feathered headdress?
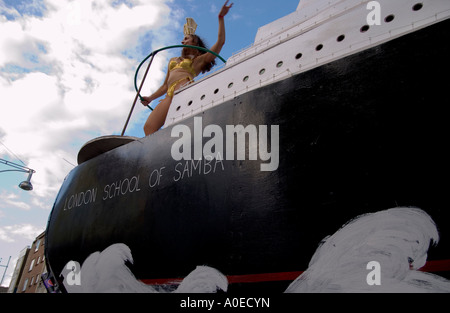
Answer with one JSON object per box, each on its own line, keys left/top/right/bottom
{"left": 184, "top": 17, "right": 197, "bottom": 36}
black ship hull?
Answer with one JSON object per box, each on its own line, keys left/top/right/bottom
{"left": 45, "top": 18, "right": 450, "bottom": 292}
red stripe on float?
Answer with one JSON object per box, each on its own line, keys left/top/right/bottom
{"left": 141, "top": 271, "right": 303, "bottom": 285}
{"left": 226, "top": 271, "right": 303, "bottom": 284}
{"left": 141, "top": 259, "right": 450, "bottom": 286}
{"left": 419, "top": 259, "right": 450, "bottom": 273}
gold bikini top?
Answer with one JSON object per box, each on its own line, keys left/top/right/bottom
{"left": 169, "top": 58, "right": 197, "bottom": 77}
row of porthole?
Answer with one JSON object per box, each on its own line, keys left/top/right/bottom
{"left": 180, "top": 59, "right": 291, "bottom": 110}
{"left": 178, "top": 34, "right": 345, "bottom": 110}
{"left": 176, "top": 3, "right": 424, "bottom": 112}
{"left": 361, "top": 2, "right": 423, "bottom": 32}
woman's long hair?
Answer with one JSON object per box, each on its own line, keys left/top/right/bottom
{"left": 183, "top": 35, "right": 216, "bottom": 74}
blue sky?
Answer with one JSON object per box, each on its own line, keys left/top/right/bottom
{"left": 0, "top": 0, "right": 300, "bottom": 288}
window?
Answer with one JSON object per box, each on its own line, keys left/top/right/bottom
{"left": 29, "top": 259, "right": 35, "bottom": 272}
{"left": 385, "top": 14, "right": 395, "bottom": 23}
{"left": 35, "top": 239, "right": 41, "bottom": 252}
{"left": 413, "top": 3, "right": 423, "bottom": 11}
{"left": 360, "top": 25, "right": 370, "bottom": 33}
{"left": 22, "top": 279, "right": 28, "bottom": 292}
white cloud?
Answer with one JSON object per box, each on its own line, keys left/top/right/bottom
{"left": 0, "top": 223, "right": 43, "bottom": 243}
{"left": 0, "top": 1, "right": 20, "bottom": 21}
{"left": 0, "top": 0, "right": 178, "bottom": 209}
{"left": 0, "top": 192, "right": 31, "bottom": 211}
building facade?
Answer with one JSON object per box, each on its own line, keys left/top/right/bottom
{"left": 16, "top": 231, "right": 47, "bottom": 293}
{"left": 7, "top": 246, "right": 30, "bottom": 293}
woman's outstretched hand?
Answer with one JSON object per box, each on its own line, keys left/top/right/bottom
{"left": 219, "top": 0, "right": 233, "bottom": 18}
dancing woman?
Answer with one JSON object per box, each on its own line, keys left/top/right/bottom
{"left": 141, "top": 1, "right": 233, "bottom": 136}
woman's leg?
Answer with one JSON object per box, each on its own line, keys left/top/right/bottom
{"left": 143, "top": 96, "right": 172, "bottom": 136}
{"left": 143, "top": 78, "right": 191, "bottom": 136}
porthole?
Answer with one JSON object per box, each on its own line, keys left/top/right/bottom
{"left": 201, "top": 95, "right": 206, "bottom": 100}
{"left": 228, "top": 82, "right": 234, "bottom": 88}
{"left": 259, "top": 69, "right": 266, "bottom": 75}
{"left": 214, "top": 88, "right": 219, "bottom": 94}
{"left": 276, "top": 61, "right": 284, "bottom": 68}
{"left": 316, "top": 44, "right": 323, "bottom": 51}
{"left": 413, "top": 3, "right": 423, "bottom": 11}
{"left": 243, "top": 76, "right": 249, "bottom": 82}
{"left": 337, "top": 35, "right": 345, "bottom": 42}
{"left": 295, "top": 53, "right": 303, "bottom": 60}
{"left": 360, "top": 25, "right": 370, "bottom": 33}
{"left": 188, "top": 100, "right": 193, "bottom": 106}
{"left": 385, "top": 14, "right": 395, "bottom": 23}
{"left": 176, "top": 106, "right": 181, "bottom": 111}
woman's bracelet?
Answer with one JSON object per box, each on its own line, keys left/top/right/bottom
{"left": 218, "top": 15, "right": 224, "bottom": 19}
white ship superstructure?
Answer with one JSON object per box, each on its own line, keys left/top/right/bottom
{"left": 165, "top": 0, "right": 450, "bottom": 127}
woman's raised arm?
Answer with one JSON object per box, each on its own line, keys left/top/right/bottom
{"left": 198, "top": 1, "right": 233, "bottom": 65}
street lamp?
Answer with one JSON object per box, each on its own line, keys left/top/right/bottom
{"left": 0, "top": 158, "right": 36, "bottom": 191}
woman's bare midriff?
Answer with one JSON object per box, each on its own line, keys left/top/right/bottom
{"left": 167, "top": 68, "right": 195, "bottom": 92}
